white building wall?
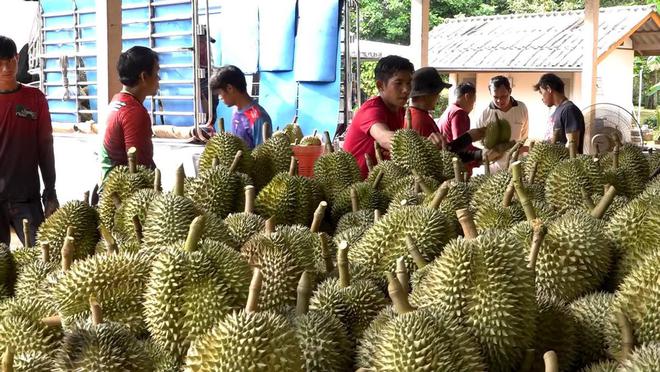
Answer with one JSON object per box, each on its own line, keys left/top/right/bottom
{"left": 0, "top": 0, "right": 39, "bottom": 51}
{"left": 594, "top": 46, "right": 635, "bottom": 113}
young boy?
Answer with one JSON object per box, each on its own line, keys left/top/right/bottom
{"left": 210, "top": 65, "right": 271, "bottom": 149}
{"left": 408, "top": 67, "right": 452, "bottom": 136}
{"left": 343, "top": 55, "right": 416, "bottom": 178}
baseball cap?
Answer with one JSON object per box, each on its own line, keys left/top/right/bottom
{"left": 410, "top": 67, "right": 452, "bottom": 97}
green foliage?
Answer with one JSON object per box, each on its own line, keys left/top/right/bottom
{"left": 359, "top": 61, "right": 378, "bottom": 102}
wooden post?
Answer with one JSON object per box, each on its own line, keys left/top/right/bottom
{"left": 582, "top": 0, "right": 599, "bottom": 154}
{"left": 410, "top": 0, "right": 430, "bottom": 67}
{"left": 96, "top": 0, "right": 123, "bottom": 129}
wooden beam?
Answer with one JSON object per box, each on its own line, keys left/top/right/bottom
{"left": 410, "top": 0, "right": 430, "bottom": 68}
{"left": 96, "top": 0, "right": 123, "bottom": 129}
{"left": 597, "top": 12, "right": 660, "bottom": 64}
{"left": 582, "top": 0, "right": 599, "bottom": 154}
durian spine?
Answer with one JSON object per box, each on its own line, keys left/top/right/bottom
{"left": 511, "top": 161, "right": 536, "bottom": 221}
{"left": 616, "top": 312, "right": 634, "bottom": 360}
{"left": 543, "top": 351, "right": 558, "bottom": 372}
{"left": 456, "top": 208, "right": 478, "bottom": 239}
{"left": 591, "top": 185, "right": 617, "bottom": 219}
{"left": 406, "top": 236, "right": 427, "bottom": 269}
{"left": 396, "top": 257, "right": 410, "bottom": 293}
{"left": 386, "top": 272, "right": 415, "bottom": 314}
{"left": 22, "top": 218, "right": 30, "bottom": 247}
{"left": 337, "top": 242, "right": 351, "bottom": 288}
{"left": 183, "top": 215, "right": 206, "bottom": 252}
{"left": 174, "top": 164, "right": 185, "bottom": 196}
{"left": 311, "top": 201, "right": 327, "bottom": 233}
{"left": 244, "top": 185, "right": 255, "bottom": 214}
{"left": 245, "top": 268, "right": 263, "bottom": 313}
{"left": 296, "top": 271, "right": 313, "bottom": 316}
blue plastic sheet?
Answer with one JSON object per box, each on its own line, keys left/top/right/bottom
{"left": 258, "top": 0, "right": 297, "bottom": 71}
{"left": 258, "top": 70, "right": 298, "bottom": 130}
{"left": 220, "top": 0, "right": 259, "bottom": 74}
{"left": 294, "top": 0, "right": 340, "bottom": 82}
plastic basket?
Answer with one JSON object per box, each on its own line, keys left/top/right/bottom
{"left": 292, "top": 145, "right": 324, "bottom": 178}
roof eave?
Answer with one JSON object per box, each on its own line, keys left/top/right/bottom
{"left": 432, "top": 66, "right": 582, "bottom": 73}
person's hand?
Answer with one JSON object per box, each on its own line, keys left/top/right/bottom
{"left": 483, "top": 148, "right": 504, "bottom": 162}
{"left": 427, "top": 132, "right": 446, "bottom": 148}
{"left": 44, "top": 198, "right": 59, "bottom": 218}
{"left": 467, "top": 127, "right": 487, "bottom": 141}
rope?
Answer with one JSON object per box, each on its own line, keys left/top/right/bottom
{"left": 59, "top": 55, "right": 71, "bottom": 100}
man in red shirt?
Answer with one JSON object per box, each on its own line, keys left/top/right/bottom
{"left": 100, "top": 46, "right": 160, "bottom": 180}
{"left": 0, "top": 35, "right": 58, "bottom": 246}
{"left": 408, "top": 67, "right": 452, "bottom": 137}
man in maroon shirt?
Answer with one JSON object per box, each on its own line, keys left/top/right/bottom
{"left": 100, "top": 46, "right": 160, "bottom": 180}
{"left": 409, "top": 67, "right": 452, "bottom": 137}
{"left": 437, "top": 82, "right": 480, "bottom": 171}
{"left": 0, "top": 35, "right": 58, "bottom": 246}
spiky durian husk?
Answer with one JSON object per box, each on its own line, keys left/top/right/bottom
{"left": 12, "top": 351, "right": 53, "bottom": 372}
{"left": 469, "top": 171, "right": 512, "bottom": 209}
{"left": 141, "top": 339, "right": 179, "bottom": 372}
{"left": 577, "top": 154, "right": 606, "bottom": 190}
{"left": 275, "top": 225, "right": 335, "bottom": 276}
{"left": 144, "top": 241, "right": 250, "bottom": 364}
{"left": 524, "top": 141, "right": 569, "bottom": 184}
{"left": 366, "top": 160, "right": 410, "bottom": 192}
{"left": 579, "top": 360, "right": 620, "bottom": 372}
{"left": 309, "top": 277, "right": 386, "bottom": 341}
{"left": 602, "top": 143, "right": 650, "bottom": 181}
{"left": 50, "top": 252, "right": 151, "bottom": 333}
{"left": 198, "top": 132, "right": 253, "bottom": 174}
{"left": 55, "top": 321, "right": 154, "bottom": 372}
{"left": 98, "top": 165, "right": 154, "bottom": 230}
{"left": 649, "top": 151, "right": 660, "bottom": 177}
{"left": 545, "top": 158, "right": 596, "bottom": 214}
{"left": 186, "top": 165, "right": 251, "bottom": 218}
{"left": 607, "top": 194, "right": 660, "bottom": 283}
{"left": 435, "top": 180, "right": 471, "bottom": 235}
{"left": 113, "top": 188, "right": 158, "bottom": 242}
{"left": 467, "top": 173, "right": 490, "bottom": 197}
{"left": 299, "top": 135, "right": 321, "bottom": 146}
{"left": 335, "top": 209, "right": 374, "bottom": 235}
{"left": 14, "top": 257, "right": 58, "bottom": 302}
{"left": 255, "top": 173, "right": 322, "bottom": 226}
{"left": 333, "top": 225, "right": 370, "bottom": 250}
{"left": 141, "top": 193, "right": 236, "bottom": 249}
{"left": 410, "top": 230, "right": 537, "bottom": 372}
{"left": 0, "top": 297, "right": 61, "bottom": 362}
{"left": 531, "top": 297, "right": 578, "bottom": 372}
{"left": 569, "top": 292, "right": 620, "bottom": 367}
{"left": 348, "top": 205, "right": 455, "bottom": 276}
{"left": 357, "top": 306, "right": 486, "bottom": 371}
{"left": 36, "top": 200, "right": 100, "bottom": 263}
{"left": 602, "top": 167, "right": 644, "bottom": 199}
{"left": 293, "top": 310, "right": 352, "bottom": 372}
{"left": 387, "top": 189, "right": 426, "bottom": 211}
{"left": 390, "top": 129, "right": 447, "bottom": 181}
{"left": 11, "top": 246, "right": 41, "bottom": 272}
{"left": 251, "top": 135, "right": 293, "bottom": 190}
{"left": 279, "top": 123, "right": 304, "bottom": 144}
{"left": 639, "top": 176, "right": 660, "bottom": 202}
{"left": 224, "top": 212, "right": 265, "bottom": 248}
{"left": 615, "top": 251, "right": 660, "bottom": 346}
{"left": 0, "top": 243, "right": 15, "bottom": 298}
{"left": 382, "top": 174, "right": 440, "bottom": 200}
{"left": 620, "top": 343, "right": 660, "bottom": 371}
{"left": 313, "top": 151, "right": 362, "bottom": 201}
{"left": 185, "top": 310, "right": 305, "bottom": 371}
{"left": 331, "top": 181, "right": 388, "bottom": 222}
{"left": 474, "top": 199, "right": 559, "bottom": 233}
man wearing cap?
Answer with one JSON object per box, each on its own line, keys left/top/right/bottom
{"left": 409, "top": 67, "right": 452, "bottom": 137}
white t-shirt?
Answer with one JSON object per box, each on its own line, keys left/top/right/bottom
{"left": 476, "top": 97, "right": 529, "bottom": 141}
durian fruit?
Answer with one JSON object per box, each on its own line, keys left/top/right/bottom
{"left": 186, "top": 151, "right": 252, "bottom": 218}
{"left": 309, "top": 244, "right": 386, "bottom": 342}
{"left": 1, "top": 348, "right": 53, "bottom": 372}
{"left": 383, "top": 173, "right": 440, "bottom": 200}
{"left": 113, "top": 187, "right": 159, "bottom": 244}
{"left": 530, "top": 297, "right": 579, "bottom": 372}
{"left": 348, "top": 202, "right": 455, "bottom": 276}
{"left": 141, "top": 339, "right": 180, "bottom": 372}
{"left": 313, "top": 151, "right": 362, "bottom": 202}
{"left": 184, "top": 268, "right": 305, "bottom": 371}
{"left": 144, "top": 216, "right": 251, "bottom": 365}
{"left": 14, "top": 243, "right": 57, "bottom": 302}
{"left": 365, "top": 160, "right": 409, "bottom": 192}
{"left": 357, "top": 273, "right": 486, "bottom": 371}
{"left": 606, "top": 193, "right": 660, "bottom": 283}
{"left": 602, "top": 143, "right": 650, "bottom": 183}
{"left": 55, "top": 297, "right": 155, "bottom": 371}
{"left": 10, "top": 245, "right": 42, "bottom": 273}
{"left": 0, "top": 243, "right": 15, "bottom": 298}
{"left": 410, "top": 224, "right": 537, "bottom": 372}
{"left": 569, "top": 292, "right": 620, "bottom": 367}
{"left": 0, "top": 297, "right": 61, "bottom": 371}
{"left": 251, "top": 135, "right": 293, "bottom": 190}
{"left": 224, "top": 186, "right": 266, "bottom": 248}
{"left": 198, "top": 130, "right": 253, "bottom": 174}
{"left": 275, "top": 122, "right": 304, "bottom": 144}
{"left": 390, "top": 129, "right": 448, "bottom": 181}
{"left": 98, "top": 148, "right": 155, "bottom": 230}
{"left": 470, "top": 170, "right": 513, "bottom": 208}
{"left": 579, "top": 360, "right": 620, "bottom": 372}
{"left": 299, "top": 135, "right": 321, "bottom": 146}
{"left": 330, "top": 178, "right": 388, "bottom": 223}
{"left": 620, "top": 343, "right": 660, "bottom": 371}
{"left": 524, "top": 141, "right": 569, "bottom": 185}
{"left": 289, "top": 271, "right": 353, "bottom": 372}
{"left": 545, "top": 158, "right": 598, "bottom": 214}
{"left": 335, "top": 209, "right": 374, "bottom": 235}
{"left": 648, "top": 150, "right": 660, "bottom": 177}
{"left": 482, "top": 115, "right": 511, "bottom": 149}
{"left": 36, "top": 200, "right": 100, "bottom": 263}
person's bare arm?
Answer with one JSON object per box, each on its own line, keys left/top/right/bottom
{"left": 369, "top": 123, "right": 395, "bottom": 151}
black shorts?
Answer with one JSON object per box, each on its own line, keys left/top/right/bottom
{"left": 0, "top": 199, "right": 44, "bottom": 247}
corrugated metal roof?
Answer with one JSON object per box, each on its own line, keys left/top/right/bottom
{"left": 429, "top": 5, "right": 660, "bottom": 72}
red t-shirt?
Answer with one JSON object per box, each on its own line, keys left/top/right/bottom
{"left": 409, "top": 106, "right": 439, "bottom": 137}
{"left": 0, "top": 84, "right": 55, "bottom": 201}
{"left": 101, "top": 92, "right": 155, "bottom": 179}
{"left": 438, "top": 103, "right": 476, "bottom": 151}
{"left": 343, "top": 96, "right": 404, "bottom": 178}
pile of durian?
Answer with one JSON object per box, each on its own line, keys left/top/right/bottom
{"left": 1, "top": 124, "right": 659, "bottom": 372}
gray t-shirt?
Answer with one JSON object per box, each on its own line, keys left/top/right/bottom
{"left": 551, "top": 100, "right": 585, "bottom": 153}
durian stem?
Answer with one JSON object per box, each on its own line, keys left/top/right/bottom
{"left": 613, "top": 143, "right": 620, "bottom": 169}
{"left": 66, "top": 226, "right": 75, "bottom": 239}
{"left": 365, "top": 153, "right": 374, "bottom": 173}
{"left": 452, "top": 157, "right": 463, "bottom": 183}
{"left": 296, "top": 271, "right": 313, "bottom": 316}
{"left": 289, "top": 156, "right": 297, "bottom": 176}
{"left": 529, "top": 220, "right": 546, "bottom": 273}
{"left": 404, "top": 106, "right": 412, "bottom": 129}
{"left": 22, "top": 219, "right": 30, "bottom": 247}
{"left": 245, "top": 268, "right": 263, "bottom": 314}
{"left": 153, "top": 168, "right": 162, "bottom": 192}
{"left": 132, "top": 215, "right": 143, "bottom": 244}
{"left": 41, "top": 316, "right": 62, "bottom": 328}
{"left": 99, "top": 225, "right": 118, "bottom": 255}
{"left": 90, "top": 296, "right": 103, "bottom": 325}
{"left": 244, "top": 186, "right": 255, "bottom": 214}
{"left": 265, "top": 217, "right": 276, "bottom": 234}
{"left": 262, "top": 122, "right": 270, "bottom": 143}
{"left": 543, "top": 351, "right": 559, "bottom": 372}
{"left": 528, "top": 162, "right": 539, "bottom": 184}
{"left": 374, "top": 142, "right": 383, "bottom": 163}
{"left": 396, "top": 257, "right": 410, "bottom": 293}
{"left": 591, "top": 185, "right": 617, "bottom": 219}
{"left": 529, "top": 141, "right": 535, "bottom": 152}
{"left": 2, "top": 346, "right": 13, "bottom": 372}
{"left": 520, "top": 349, "right": 535, "bottom": 372}
{"left": 617, "top": 312, "right": 634, "bottom": 361}
{"left": 174, "top": 164, "right": 185, "bottom": 196}
{"left": 212, "top": 157, "right": 219, "bottom": 168}
{"left": 372, "top": 170, "right": 385, "bottom": 190}
{"left": 463, "top": 172, "right": 469, "bottom": 183}
{"left": 502, "top": 181, "right": 516, "bottom": 208}
{"left": 350, "top": 187, "right": 359, "bottom": 213}
{"left": 567, "top": 132, "right": 578, "bottom": 159}
{"left": 229, "top": 150, "right": 243, "bottom": 173}
{"left": 413, "top": 180, "right": 421, "bottom": 194}
{"left": 483, "top": 154, "right": 491, "bottom": 176}
{"left": 41, "top": 243, "right": 50, "bottom": 263}
{"left": 406, "top": 235, "right": 427, "bottom": 269}
{"left": 337, "top": 242, "right": 351, "bottom": 288}
{"left": 319, "top": 233, "right": 334, "bottom": 274}
{"left": 127, "top": 146, "right": 137, "bottom": 174}
{"left": 386, "top": 272, "right": 415, "bottom": 315}
{"left": 61, "top": 236, "right": 75, "bottom": 272}
{"left": 581, "top": 188, "right": 595, "bottom": 210}
{"left": 110, "top": 192, "right": 122, "bottom": 210}
{"left": 311, "top": 201, "right": 327, "bottom": 233}
{"left": 323, "top": 131, "right": 333, "bottom": 153}
{"left": 411, "top": 170, "right": 432, "bottom": 195}
{"left": 511, "top": 161, "right": 537, "bottom": 221}
{"left": 83, "top": 190, "right": 90, "bottom": 205}
{"left": 374, "top": 209, "right": 382, "bottom": 223}
{"left": 219, "top": 117, "right": 225, "bottom": 133}
{"left": 429, "top": 181, "right": 450, "bottom": 210}
{"left": 183, "top": 215, "right": 206, "bottom": 252}
{"left": 456, "top": 208, "right": 478, "bottom": 239}
{"left": 511, "top": 141, "right": 524, "bottom": 162}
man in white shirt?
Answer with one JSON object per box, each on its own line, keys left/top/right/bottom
{"left": 476, "top": 75, "right": 529, "bottom": 172}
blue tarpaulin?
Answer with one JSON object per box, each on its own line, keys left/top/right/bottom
{"left": 293, "top": 0, "right": 340, "bottom": 82}
{"left": 258, "top": 70, "right": 299, "bottom": 130}
{"left": 220, "top": 0, "right": 259, "bottom": 74}
{"left": 258, "top": 0, "right": 297, "bottom": 71}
